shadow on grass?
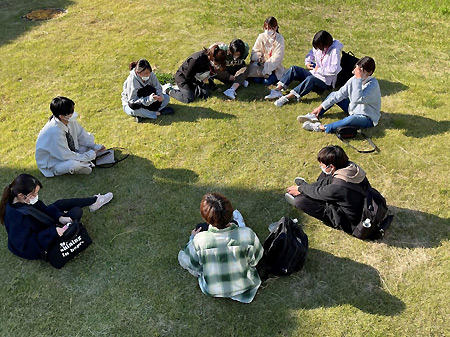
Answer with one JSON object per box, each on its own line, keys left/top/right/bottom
{"left": 258, "top": 248, "right": 405, "bottom": 316}
{"left": 143, "top": 104, "right": 235, "bottom": 126}
{"left": 0, "top": 0, "right": 75, "bottom": 47}
{"left": 381, "top": 206, "right": 450, "bottom": 248}
{"left": 317, "top": 110, "right": 449, "bottom": 140}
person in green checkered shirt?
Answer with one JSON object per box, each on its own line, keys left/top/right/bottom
{"left": 178, "top": 193, "right": 264, "bottom": 303}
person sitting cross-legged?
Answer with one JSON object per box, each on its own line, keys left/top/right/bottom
{"left": 178, "top": 193, "right": 263, "bottom": 303}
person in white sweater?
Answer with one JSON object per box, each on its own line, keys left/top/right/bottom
{"left": 121, "top": 59, "right": 173, "bottom": 123}
{"left": 35, "top": 96, "right": 106, "bottom": 177}
{"left": 298, "top": 56, "right": 381, "bottom": 133}
{"left": 248, "top": 16, "right": 285, "bottom": 86}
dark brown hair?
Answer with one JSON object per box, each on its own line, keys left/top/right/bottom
{"left": 129, "top": 59, "right": 152, "bottom": 73}
{"left": 200, "top": 193, "right": 234, "bottom": 229}
{"left": 312, "top": 30, "right": 333, "bottom": 50}
{"left": 264, "top": 16, "right": 279, "bottom": 32}
{"left": 317, "top": 145, "right": 349, "bottom": 169}
{"left": 205, "top": 44, "right": 226, "bottom": 70}
{"left": 0, "top": 174, "right": 43, "bottom": 225}
{"left": 355, "top": 56, "right": 376, "bottom": 75}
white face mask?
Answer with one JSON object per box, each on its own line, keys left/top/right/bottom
{"left": 141, "top": 76, "right": 150, "bottom": 81}
{"left": 265, "top": 29, "right": 275, "bottom": 37}
{"left": 321, "top": 165, "right": 332, "bottom": 175}
{"left": 28, "top": 194, "right": 39, "bottom": 205}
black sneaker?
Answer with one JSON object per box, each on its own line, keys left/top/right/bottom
{"left": 134, "top": 116, "right": 144, "bottom": 123}
{"left": 159, "top": 107, "right": 174, "bottom": 115}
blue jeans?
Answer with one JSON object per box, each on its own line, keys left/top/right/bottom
{"left": 279, "top": 66, "right": 330, "bottom": 99}
{"left": 253, "top": 72, "right": 277, "bottom": 86}
{"left": 318, "top": 97, "right": 374, "bottom": 133}
{"left": 123, "top": 94, "right": 170, "bottom": 119}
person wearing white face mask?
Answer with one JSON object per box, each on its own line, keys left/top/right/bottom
{"left": 248, "top": 16, "right": 285, "bottom": 86}
{"left": 35, "top": 96, "right": 106, "bottom": 177}
{"left": 285, "top": 145, "right": 370, "bottom": 234}
{"left": 0, "top": 174, "right": 113, "bottom": 261}
{"left": 298, "top": 56, "right": 381, "bottom": 133}
{"left": 121, "top": 59, "right": 173, "bottom": 123}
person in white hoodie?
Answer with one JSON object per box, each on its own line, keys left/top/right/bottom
{"left": 248, "top": 16, "right": 285, "bottom": 86}
{"left": 35, "top": 96, "right": 106, "bottom": 177}
{"left": 121, "top": 59, "right": 173, "bottom": 123}
{"left": 265, "top": 31, "right": 343, "bottom": 107}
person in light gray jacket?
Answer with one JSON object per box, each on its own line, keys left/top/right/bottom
{"left": 121, "top": 59, "right": 173, "bottom": 123}
{"left": 298, "top": 56, "right": 381, "bottom": 133}
{"left": 35, "top": 96, "right": 106, "bottom": 177}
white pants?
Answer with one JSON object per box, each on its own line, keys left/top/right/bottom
{"left": 53, "top": 160, "right": 93, "bottom": 175}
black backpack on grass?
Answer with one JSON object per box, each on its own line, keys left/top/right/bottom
{"left": 336, "top": 51, "right": 359, "bottom": 88}
{"left": 257, "top": 217, "right": 308, "bottom": 279}
{"left": 333, "top": 179, "right": 393, "bottom": 240}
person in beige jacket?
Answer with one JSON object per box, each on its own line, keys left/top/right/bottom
{"left": 248, "top": 16, "right": 285, "bottom": 86}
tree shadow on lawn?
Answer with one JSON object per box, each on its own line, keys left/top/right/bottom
{"left": 0, "top": 0, "right": 75, "bottom": 47}
{"left": 144, "top": 104, "right": 235, "bottom": 126}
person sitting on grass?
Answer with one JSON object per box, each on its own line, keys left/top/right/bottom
{"left": 297, "top": 56, "right": 381, "bottom": 133}
{"left": 285, "top": 145, "right": 369, "bottom": 235}
{"left": 165, "top": 45, "right": 226, "bottom": 104}
{"left": 178, "top": 192, "right": 263, "bottom": 303}
{"left": 265, "top": 30, "right": 343, "bottom": 108}
{"left": 211, "top": 39, "right": 250, "bottom": 100}
{"left": 247, "top": 16, "right": 286, "bottom": 86}
{"left": 121, "top": 59, "right": 173, "bottom": 123}
{"left": 35, "top": 96, "right": 106, "bottom": 177}
{"left": 0, "top": 173, "right": 113, "bottom": 261}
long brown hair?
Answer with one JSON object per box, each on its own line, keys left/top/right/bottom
{"left": 204, "top": 44, "right": 226, "bottom": 70}
{"left": 0, "top": 174, "right": 42, "bottom": 225}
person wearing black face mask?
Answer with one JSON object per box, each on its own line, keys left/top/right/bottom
{"left": 35, "top": 96, "right": 106, "bottom": 177}
{"left": 0, "top": 174, "right": 112, "bottom": 261}
{"left": 285, "top": 145, "right": 370, "bottom": 234}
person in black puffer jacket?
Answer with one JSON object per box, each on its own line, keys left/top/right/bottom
{"left": 285, "top": 145, "right": 369, "bottom": 234}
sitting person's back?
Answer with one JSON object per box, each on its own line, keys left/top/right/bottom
{"left": 178, "top": 193, "right": 263, "bottom": 303}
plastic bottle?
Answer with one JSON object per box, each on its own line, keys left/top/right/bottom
{"left": 362, "top": 218, "right": 371, "bottom": 228}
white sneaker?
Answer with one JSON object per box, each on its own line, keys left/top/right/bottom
{"left": 274, "top": 96, "right": 289, "bottom": 107}
{"left": 162, "top": 83, "right": 173, "bottom": 94}
{"left": 264, "top": 89, "right": 283, "bottom": 100}
{"left": 242, "top": 80, "right": 249, "bottom": 87}
{"left": 224, "top": 88, "right": 236, "bottom": 100}
{"left": 302, "top": 121, "right": 322, "bottom": 132}
{"left": 297, "top": 113, "right": 319, "bottom": 123}
{"left": 89, "top": 192, "right": 113, "bottom": 212}
{"left": 232, "top": 209, "right": 246, "bottom": 227}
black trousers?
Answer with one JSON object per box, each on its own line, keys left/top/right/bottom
{"left": 170, "top": 82, "right": 211, "bottom": 103}
{"left": 293, "top": 195, "right": 333, "bottom": 227}
{"left": 51, "top": 197, "right": 97, "bottom": 222}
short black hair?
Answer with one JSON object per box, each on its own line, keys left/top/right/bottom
{"left": 312, "top": 30, "right": 333, "bottom": 50}
{"left": 50, "top": 96, "right": 75, "bottom": 118}
{"left": 317, "top": 145, "right": 349, "bottom": 169}
{"left": 229, "top": 39, "right": 246, "bottom": 56}
{"left": 356, "top": 56, "right": 376, "bottom": 75}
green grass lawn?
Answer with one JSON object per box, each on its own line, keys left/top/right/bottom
{"left": 0, "top": 0, "right": 449, "bottom": 336}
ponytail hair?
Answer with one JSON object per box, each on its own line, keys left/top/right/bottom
{"left": 129, "top": 59, "right": 152, "bottom": 73}
{"left": 0, "top": 174, "right": 42, "bottom": 225}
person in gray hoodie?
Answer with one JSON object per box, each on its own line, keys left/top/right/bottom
{"left": 121, "top": 59, "right": 173, "bottom": 123}
{"left": 285, "top": 145, "right": 369, "bottom": 234}
{"left": 298, "top": 56, "right": 381, "bottom": 133}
